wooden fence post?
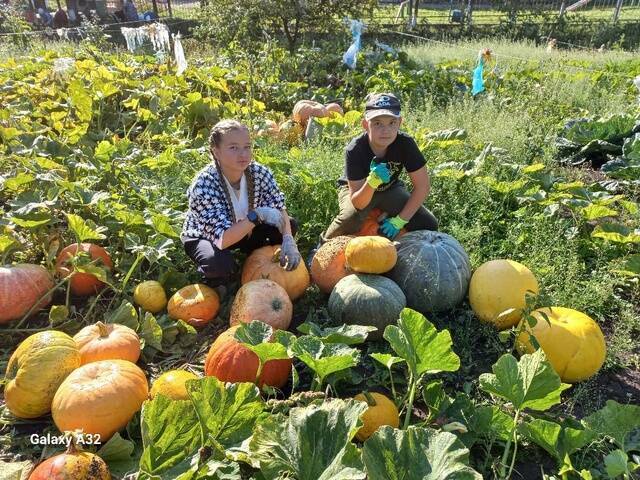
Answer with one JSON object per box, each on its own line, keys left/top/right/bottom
{"left": 559, "top": 0, "right": 567, "bottom": 17}
{"left": 612, "top": 0, "right": 624, "bottom": 21}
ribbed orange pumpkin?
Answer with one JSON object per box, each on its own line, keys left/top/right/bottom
{"left": 52, "top": 360, "right": 148, "bottom": 442}
{"left": 29, "top": 440, "right": 111, "bottom": 480}
{"left": 345, "top": 236, "right": 397, "bottom": 274}
{"left": 0, "top": 264, "right": 53, "bottom": 324}
{"left": 55, "top": 243, "right": 112, "bottom": 296}
{"left": 357, "top": 209, "right": 407, "bottom": 237}
{"left": 73, "top": 321, "right": 141, "bottom": 365}
{"left": 241, "top": 245, "right": 310, "bottom": 301}
{"left": 167, "top": 283, "right": 220, "bottom": 328}
{"left": 325, "top": 103, "right": 344, "bottom": 116}
{"left": 230, "top": 279, "right": 292, "bottom": 330}
{"left": 205, "top": 325, "right": 292, "bottom": 388}
{"left": 310, "top": 236, "right": 352, "bottom": 294}
{"left": 292, "top": 100, "right": 329, "bottom": 127}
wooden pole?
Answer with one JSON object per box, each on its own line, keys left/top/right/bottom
{"left": 612, "top": 0, "right": 623, "bottom": 21}
{"left": 559, "top": 0, "right": 567, "bottom": 16}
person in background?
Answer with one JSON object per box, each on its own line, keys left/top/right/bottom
{"left": 123, "top": 0, "right": 137, "bottom": 21}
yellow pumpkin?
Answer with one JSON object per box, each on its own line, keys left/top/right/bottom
{"left": 52, "top": 359, "right": 148, "bottom": 441}
{"left": 241, "top": 245, "right": 310, "bottom": 301}
{"left": 150, "top": 369, "right": 199, "bottom": 400}
{"left": 469, "top": 259, "right": 539, "bottom": 330}
{"left": 345, "top": 236, "right": 397, "bottom": 274}
{"left": 516, "top": 307, "right": 606, "bottom": 383}
{"left": 134, "top": 280, "right": 167, "bottom": 313}
{"left": 73, "top": 321, "right": 141, "bottom": 365}
{"left": 168, "top": 283, "right": 220, "bottom": 328}
{"left": 354, "top": 392, "right": 399, "bottom": 441}
{"left": 4, "top": 331, "right": 81, "bottom": 418}
{"left": 230, "top": 279, "right": 292, "bottom": 330}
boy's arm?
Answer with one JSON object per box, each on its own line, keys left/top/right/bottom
{"left": 397, "top": 166, "right": 430, "bottom": 221}
{"left": 348, "top": 179, "right": 376, "bottom": 210}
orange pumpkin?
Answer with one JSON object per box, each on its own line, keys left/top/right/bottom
{"left": 55, "top": 243, "right": 112, "bottom": 296}
{"left": 0, "top": 264, "right": 53, "bottom": 324}
{"left": 241, "top": 245, "right": 310, "bottom": 301}
{"left": 51, "top": 359, "right": 148, "bottom": 442}
{"left": 310, "top": 236, "right": 352, "bottom": 294}
{"left": 357, "top": 209, "right": 406, "bottom": 238}
{"left": 292, "top": 100, "right": 329, "bottom": 127}
{"left": 205, "top": 325, "right": 292, "bottom": 388}
{"left": 325, "top": 102, "right": 344, "bottom": 116}
{"left": 167, "top": 283, "right": 220, "bottom": 328}
{"left": 29, "top": 440, "right": 111, "bottom": 480}
{"left": 230, "top": 279, "right": 292, "bottom": 330}
{"left": 73, "top": 321, "right": 141, "bottom": 365}
{"left": 150, "top": 369, "right": 199, "bottom": 400}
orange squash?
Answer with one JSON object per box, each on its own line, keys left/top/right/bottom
{"left": 241, "top": 245, "right": 310, "bottom": 301}
{"left": 230, "top": 279, "right": 292, "bottom": 330}
{"left": 310, "top": 236, "right": 352, "bottom": 294}
{"left": 150, "top": 369, "right": 199, "bottom": 400}
{"left": 325, "top": 102, "right": 344, "bottom": 116}
{"left": 167, "top": 283, "right": 220, "bottom": 328}
{"left": 0, "top": 264, "right": 53, "bottom": 324}
{"left": 52, "top": 359, "right": 148, "bottom": 442}
{"left": 29, "top": 439, "right": 111, "bottom": 479}
{"left": 73, "top": 321, "right": 141, "bottom": 365}
{"left": 55, "top": 243, "right": 112, "bottom": 296}
{"left": 205, "top": 325, "right": 291, "bottom": 388}
{"left": 292, "top": 100, "right": 329, "bottom": 127}
{"left": 357, "top": 209, "right": 406, "bottom": 237}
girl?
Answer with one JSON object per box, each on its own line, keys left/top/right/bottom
{"left": 181, "top": 119, "right": 301, "bottom": 290}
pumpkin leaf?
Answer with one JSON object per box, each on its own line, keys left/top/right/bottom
{"left": 289, "top": 336, "right": 360, "bottom": 387}
{"left": 186, "top": 377, "right": 264, "bottom": 450}
{"left": 49, "top": 305, "right": 69, "bottom": 326}
{"left": 139, "top": 395, "right": 201, "bottom": 477}
{"left": 96, "top": 432, "right": 139, "bottom": 477}
{"left": 612, "top": 254, "right": 640, "bottom": 277}
{"left": 234, "top": 321, "right": 290, "bottom": 365}
{"left": 604, "top": 449, "right": 630, "bottom": 478}
{"left": 591, "top": 223, "right": 640, "bottom": 244}
{"left": 139, "top": 312, "right": 164, "bottom": 352}
{"left": 0, "top": 235, "right": 20, "bottom": 258}
{"left": 249, "top": 398, "right": 366, "bottom": 480}
{"left": 467, "top": 405, "right": 515, "bottom": 442}
{"left": 106, "top": 300, "right": 139, "bottom": 330}
{"left": 362, "top": 426, "right": 482, "bottom": 480}
{"left": 581, "top": 204, "right": 618, "bottom": 220}
{"left": 518, "top": 418, "right": 595, "bottom": 463}
{"left": 383, "top": 308, "right": 460, "bottom": 379}
{"left": 65, "top": 213, "right": 107, "bottom": 242}
{"left": 583, "top": 400, "right": 640, "bottom": 449}
{"left": 297, "top": 322, "right": 376, "bottom": 345}
{"left": 370, "top": 353, "right": 405, "bottom": 369}
{"left": 479, "top": 350, "right": 571, "bottom": 412}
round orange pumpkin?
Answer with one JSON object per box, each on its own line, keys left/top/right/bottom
{"left": 292, "top": 100, "right": 329, "bottom": 127}
{"left": 230, "top": 279, "right": 292, "bottom": 330}
{"left": 241, "top": 245, "right": 310, "bottom": 301}
{"left": 167, "top": 283, "right": 220, "bottom": 328}
{"left": 73, "top": 321, "right": 141, "bottom": 365}
{"left": 205, "top": 325, "right": 292, "bottom": 388}
{"left": 150, "top": 369, "right": 199, "bottom": 400}
{"left": 0, "top": 264, "right": 53, "bottom": 324}
{"left": 325, "top": 102, "right": 344, "bottom": 116}
{"left": 357, "top": 209, "right": 406, "bottom": 237}
{"left": 29, "top": 440, "right": 111, "bottom": 480}
{"left": 56, "top": 243, "right": 113, "bottom": 296}
{"left": 52, "top": 359, "right": 148, "bottom": 442}
{"left": 310, "top": 236, "right": 352, "bottom": 294}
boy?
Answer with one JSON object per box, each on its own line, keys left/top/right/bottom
{"left": 320, "top": 92, "right": 438, "bottom": 243}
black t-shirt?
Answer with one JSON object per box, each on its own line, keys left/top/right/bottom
{"left": 337, "top": 131, "right": 426, "bottom": 191}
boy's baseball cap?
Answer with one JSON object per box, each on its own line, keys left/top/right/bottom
{"left": 364, "top": 93, "right": 401, "bottom": 120}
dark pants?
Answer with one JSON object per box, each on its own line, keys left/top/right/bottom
{"left": 182, "top": 218, "right": 298, "bottom": 286}
{"left": 321, "top": 182, "right": 438, "bottom": 241}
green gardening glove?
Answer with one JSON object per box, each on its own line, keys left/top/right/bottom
{"left": 366, "top": 159, "right": 391, "bottom": 189}
{"left": 378, "top": 215, "right": 408, "bottom": 239}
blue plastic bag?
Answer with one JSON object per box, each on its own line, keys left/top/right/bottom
{"left": 343, "top": 19, "right": 364, "bottom": 69}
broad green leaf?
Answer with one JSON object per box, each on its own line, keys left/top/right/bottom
{"left": 613, "top": 254, "right": 640, "bottom": 277}
{"left": 591, "top": 223, "right": 640, "bottom": 244}
{"left": 383, "top": 308, "right": 460, "bottom": 379}
{"left": 468, "top": 405, "right": 515, "bottom": 441}
{"left": 289, "top": 336, "right": 360, "bottom": 385}
{"left": 583, "top": 400, "right": 640, "bottom": 449}
{"left": 106, "top": 300, "right": 139, "bottom": 330}
{"left": 96, "top": 432, "right": 138, "bottom": 477}
{"left": 74, "top": 264, "right": 109, "bottom": 283}
{"left": 581, "top": 204, "right": 618, "bottom": 220}
{"left": 249, "top": 398, "right": 366, "bottom": 480}
{"left": 518, "top": 419, "right": 562, "bottom": 460}
{"left": 49, "top": 305, "right": 69, "bottom": 326}
{"left": 478, "top": 350, "right": 571, "bottom": 411}
{"left": 362, "top": 426, "right": 482, "bottom": 480}
{"left": 150, "top": 214, "right": 180, "bottom": 239}
{"left": 139, "top": 312, "right": 163, "bottom": 351}
{"left": 4, "top": 173, "right": 34, "bottom": 191}
{"left": 523, "top": 163, "right": 546, "bottom": 173}
{"left": 186, "top": 377, "right": 263, "bottom": 449}
{"left": 297, "top": 322, "right": 377, "bottom": 345}
{"left": 69, "top": 78, "right": 93, "bottom": 123}
{"left": 94, "top": 140, "right": 117, "bottom": 162}
{"left": 10, "top": 211, "right": 55, "bottom": 228}
{"left": 370, "top": 353, "right": 405, "bottom": 369}
{"left": 139, "top": 395, "right": 201, "bottom": 476}
{"left": 66, "top": 213, "right": 107, "bottom": 242}
{"left": 0, "top": 235, "right": 20, "bottom": 257}
{"left": 234, "top": 321, "right": 290, "bottom": 367}
{"left": 604, "top": 449, "right": 629, "bottom": 478}
{"left": 422, "top": 379, "right": 451, "bottom": 417}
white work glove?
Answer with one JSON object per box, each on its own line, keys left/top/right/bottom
{"left": 280, "top": 234, "right": 301, "bottom": 271}
{"left": 254, "top": 207, "right": 284, "bottom": 231}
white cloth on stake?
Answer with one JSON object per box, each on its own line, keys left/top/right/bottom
{"left": 173, "top": 33, "right": 187, "bottom": 75}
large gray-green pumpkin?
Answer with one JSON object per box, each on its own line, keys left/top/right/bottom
{"left": 328, "top": 274, "right": 406, "bottom": 340}
{"left": 387, "top": 230, "right": 471, "bottom": 313}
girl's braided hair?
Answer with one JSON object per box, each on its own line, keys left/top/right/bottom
{"left": 207, "top": 119, "right": 255, "bottom": 223}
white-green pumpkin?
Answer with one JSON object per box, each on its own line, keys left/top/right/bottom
{"left": 328, "top": 274, "right": 406, "bottom": 340}
{"left": 387, "top": 230, "right": 471, "bottom": 313}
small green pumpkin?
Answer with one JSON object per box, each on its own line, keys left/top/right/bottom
{"left": 328, "top": 274, "right": 406, "bottom": 340}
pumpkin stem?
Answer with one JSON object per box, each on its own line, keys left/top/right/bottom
{"left": 362, "top": 391, "right": 377, "bottom": 407}
{"left": 96, "top": 321, "right": 109, "bottom": 337}
{"left": 63, "top": 431, "right": 84, "bottom": 454}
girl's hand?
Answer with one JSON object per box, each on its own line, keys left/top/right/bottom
{"left": 280, "top": 234, "right": 301, "bottom": 271}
